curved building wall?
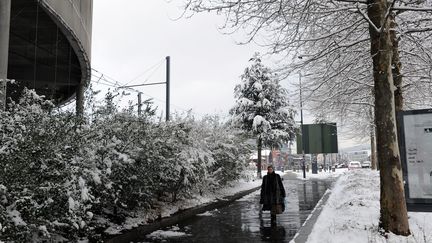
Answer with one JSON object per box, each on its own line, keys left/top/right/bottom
{"left": 40, "top": 0, "right": 92, "bottom": 88}
{"left": 41, "top": 0, "right": 92, "bottom": 57}
{"left": 6, "top": 0, "right": 92, "bottom": 109}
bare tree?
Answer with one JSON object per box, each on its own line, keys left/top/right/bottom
{"left": 177, "top": 0, "right": 432, "bottom": 235}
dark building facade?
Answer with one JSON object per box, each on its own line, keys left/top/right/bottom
{"left": 0, "top": 0, "right": 92, "bottom": 113}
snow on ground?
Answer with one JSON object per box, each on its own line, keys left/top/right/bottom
{"left": 196, "top": 209, "right": 218, "bottom": 217}
{"left": 304, "top": 169, "right": 432, "bottom": 243}
{"left": 293, "top": 168, "right": 347, "bottom": 180}
{"left": 146, "top": 225, "right": 191, "bottom": 240}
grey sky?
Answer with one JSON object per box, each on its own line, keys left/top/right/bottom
{"left": 91, "top": 0, "right": 363, "bottom": 149}
{"left": 92, "top": 0, "right": 269, "bottom": 117}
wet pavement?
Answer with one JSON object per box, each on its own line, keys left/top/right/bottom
{"left": 141, "top": 173, "right": 333, "bottom": 243}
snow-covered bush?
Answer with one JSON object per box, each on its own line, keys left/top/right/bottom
{"left": 0, "top": 89, "right": 252, "bottom": 242}
{"left": 192, "top": 116, "right": 252, "bottom": 187}
{"left": 0, "top": 89, "right": 90, "bottom": 240}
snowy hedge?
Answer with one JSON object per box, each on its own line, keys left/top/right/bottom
{"left": 0, "top": 89, "right": 252, "bottom": 242}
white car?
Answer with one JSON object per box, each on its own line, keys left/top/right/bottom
{"left": 361, "top": 161, "right": 371, "bottom": 168}
{"left": 348, "top": 161, "right": 362, "bottom": 170}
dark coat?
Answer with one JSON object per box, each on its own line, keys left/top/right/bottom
{"left": 260, "top": 172, "right": 285, "bottom": 211}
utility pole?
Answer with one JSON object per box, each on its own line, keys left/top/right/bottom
{"left": 300, "top": 72, "right": 306, "bottom": 179}
{"left": 137, "top": 92, "right": 142, "bottom": 116}
{"left": 0, "top": 0, "right": 11, "bottom": 110}
{"left": 118, "top": 56, "right": 171, "bottom": 121}
{"left": 166, "top": 56, "right": 170, "bottom": 121}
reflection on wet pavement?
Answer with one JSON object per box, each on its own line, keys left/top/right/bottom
{"left": 142, "top": 174, "right": 333, "bottom": 243}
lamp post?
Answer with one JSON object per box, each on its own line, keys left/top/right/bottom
{"left": 299, "top": 72, "right": 306, "bottom": 179}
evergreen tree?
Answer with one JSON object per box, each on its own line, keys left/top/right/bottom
{"left": 231, "top": 53, "right": 296, "bottom": 178}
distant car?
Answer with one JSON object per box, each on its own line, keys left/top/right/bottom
{"left": 348, "top": 161, "right": 362, "bottom": 170}
{"left": 361, "top": 161, "right": 371, "bottom": 168}
{"left": 337, "top": 163, "right": 347, "bottom": 168}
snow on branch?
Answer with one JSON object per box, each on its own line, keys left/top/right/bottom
{"left": 392, "top": 6, "right": 432, "bottom": 12}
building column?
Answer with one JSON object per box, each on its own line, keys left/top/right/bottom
{"left": 76, "top": 81, "right": 85, "bottom": 117}
{"left": 0, "top": 0, "right": 11, "bottom": 110}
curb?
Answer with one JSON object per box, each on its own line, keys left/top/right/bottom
{"left": 290, "top": 188, "right": 332, "bottom": 243}
{"left": 103, "top": 185, "right": 261, "bottom": 243}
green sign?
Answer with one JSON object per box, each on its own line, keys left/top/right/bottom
{"left": 296, "top": 123, "right": 338, "bottom": 154}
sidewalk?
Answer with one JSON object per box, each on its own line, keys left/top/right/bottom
{"left": 289, "top": 169, "right": 342, "bottom": 243}
{"left": 104, "top": 185, "right": 262, "bottom": 243}
{"left": 291, "top": 189, "right": 332, "bottom": 243}
{"left": 104, "top": 170, "right": 331, "bottom": 243}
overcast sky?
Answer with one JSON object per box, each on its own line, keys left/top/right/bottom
{"left": 91, "top": 0, "right": 274, "bottom": 118}
{"left": 91, "top": 0, "right": 364, "bottom": 149}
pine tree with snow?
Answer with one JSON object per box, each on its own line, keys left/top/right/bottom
{"left": 231, "top": 53, "right": 296, "bottom": 178}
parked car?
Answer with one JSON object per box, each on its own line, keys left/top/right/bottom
{"left": 348, "top": 161, "right": 362, "bottom": 170}
{"left": 337, "top": 163, "right": 348, "bottom": 168}
{"left": 361, "top": 161, "right": 371, "bottom": 168}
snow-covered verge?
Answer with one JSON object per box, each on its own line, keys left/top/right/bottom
{"left": 293, "top": 168, "right": 347, "bottom": 180}
{"left": 304, "top": 169, "right": 432, "bottom": 243}
{"left": 0, "top": 89, "right": 254, "bottom": 242}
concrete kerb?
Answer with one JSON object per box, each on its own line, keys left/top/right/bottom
{"left": 290, "top": 187, "right": 332, "bottom": 243}
{"left": 103, "top": 185, "right": 262, "bottom": 243}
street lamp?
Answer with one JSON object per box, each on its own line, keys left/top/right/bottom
{"left": 299, "top": 72, "right": 306, "bottom": 179}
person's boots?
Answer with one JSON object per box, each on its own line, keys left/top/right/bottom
{"left": 271, "top": 214, "right": 276, "bottom": 225}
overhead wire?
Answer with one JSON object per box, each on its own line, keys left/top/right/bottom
{"left": 89, "top": 68, "right": 203, "bottom": 116}
{"left": 123, "top": 58, "right": 165, "bottom": 86}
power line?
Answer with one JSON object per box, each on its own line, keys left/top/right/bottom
{"left": 89, "top": 68, "right": 203, "bottom": 117}
{"left": 123, "top": 58, "right": 165, "bottom": 86}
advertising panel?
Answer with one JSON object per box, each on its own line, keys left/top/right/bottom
{"left": 399, "top": 109, "right": 432, "bottom": 211}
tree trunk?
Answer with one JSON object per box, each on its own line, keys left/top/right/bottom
{"left": 390, "top": 12, "right": 404, "bottom": 149}
{"left": 367, "top": 0, "right": 410, "bottom": 235}
{"left": 257, "top": 137, "right": 262, "bottom": 179}
{"left": 390, "top": 12, "right": 403, "bottom": 113}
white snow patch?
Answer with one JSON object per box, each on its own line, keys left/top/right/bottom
{"left": 7, "top": 209, "right": 26, "bottom": 226}
{"left": 253, "top": 81, "right": 263, "bottom": 91}
{"left": 78, "top": 177, "right": 90, "bottom": 202}
{"left": 252, "top": 115, "right": 270, "bottom": 132}
{"left": 90, "top": 170, "right": 102, "bottom": 185}
{"left": 122, "top": 216, "right": 146, "bottom": 230}
{"left": 104, "top": 225, "right": 122, "bottom": 235}
{"left": 293, "top": 168, "right": 347, "bottom": 180}
{"left": 197, "top": 210, "right": 215, "bottom": 216}
{"left": 303, "top": 169, "right": 432, "bottom": 243}
{"left": 38, "top": 225, "right": 50, "bottom": 236}
{"left": 68, "top": 197, "right": 76, "bottom": 211}
{"left": 147, "top": 229, "right": 190, "bottom": 240}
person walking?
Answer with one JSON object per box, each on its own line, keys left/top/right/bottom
{"left": 260, "top": 165, "right": 286, "bottom": 225}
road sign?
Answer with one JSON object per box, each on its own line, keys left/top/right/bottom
{"left": 296, "top": 123, "right": 338, "bottom": 154}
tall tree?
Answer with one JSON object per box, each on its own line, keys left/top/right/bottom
{"left": 367, "top": 0, "right": 409, "bottom": 235}
{"left": 230, "top": 54, "right": 296, "bottom": 178}
{"left": 178, "top": 0, "right": 432, "bottom": 235}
